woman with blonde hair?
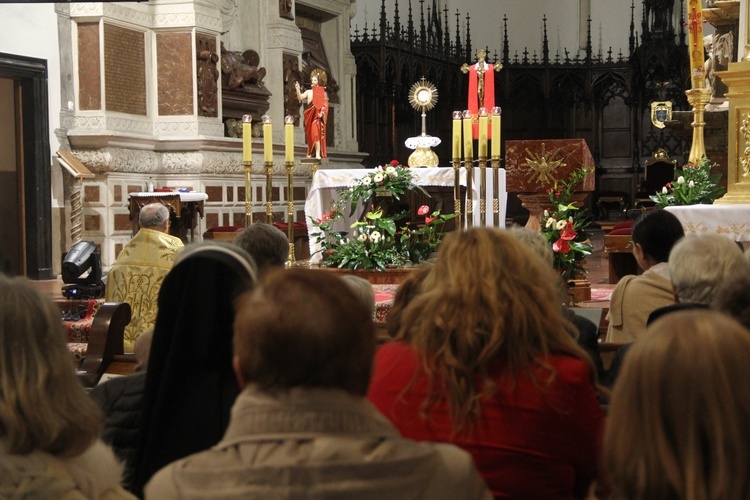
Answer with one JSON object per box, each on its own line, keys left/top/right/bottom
{"left": 605, "top": 310, "right": 750, "bottom": 499}
{"left": 0, "top": 275, "right": 133, "bottom": 498}
{"left": 368, "top": 228, "right": 604, "bottom": 498}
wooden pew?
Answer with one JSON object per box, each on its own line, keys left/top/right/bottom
{"left": 56, "top": 300, "right": 132, "bottom": 387}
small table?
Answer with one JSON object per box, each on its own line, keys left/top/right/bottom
{"left": 128, "top": 192, "right": 208, "bottom": 243}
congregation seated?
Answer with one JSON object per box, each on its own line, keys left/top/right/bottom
{"left": 605, "top": 310, "right": 750, "bottom": 498}
{"left": 146, "top": 269, "right": 491, "bottom": 499}
{"left": 368, "top": 228, "right": 605, "bottom": 498}
{"left": 105, "top": 203, "right": 184, "bottom": 353}
{"left": 130, "top": 242, "right": 258, "bottom": 497}
{"left": 605, "top": 209, "right": 684, "bottom": 343}
{"left": 712, "top": 272, "right": 750, "bottom": 330}
{"left": 0, "top": 276, "right": 133, "bottom": 498}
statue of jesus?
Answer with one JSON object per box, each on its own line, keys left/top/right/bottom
{"left": 295, "top": 69, "right": 329, "bottom": 159}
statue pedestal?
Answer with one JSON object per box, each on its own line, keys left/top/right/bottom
{"left": 517, "top": 192, "right": 589, "bottom": 231}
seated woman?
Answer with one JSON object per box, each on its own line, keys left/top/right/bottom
{"left": 605, "top": 310, "right": 750, "bottom": 499}
{"left": 0, "top": 276, "right": 133, "bottom": 499}
{"left": 368, "top": 228, "right": 604, "bottom": 498}
{"left": 605, "top": 208, "right": 684, "bottom": 343}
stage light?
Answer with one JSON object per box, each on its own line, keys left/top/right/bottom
{"left": 61, "top": 241, "right": 104, "bottom": 299}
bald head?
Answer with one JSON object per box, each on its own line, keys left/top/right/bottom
{"left": 139, "top": 203, "right": 170, "bottom": 232}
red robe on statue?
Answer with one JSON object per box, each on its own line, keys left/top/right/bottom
{"left": 304, "top": 86, "right": 328, "bottom": 158}
{"left": 468, "top": 62, "right": 496, "bottom": 139}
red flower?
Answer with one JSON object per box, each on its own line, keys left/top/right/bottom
{"left": 417, "top": 205, "right": 430, "bottom": 216}
{"left": 425, "top": 216, "right": 435, "bottom": 224}
{"left": 390, "top": 160, "right": 400, "bottom": 166}
{"left": 560, "top": 223, "right": 577, "bottom": 241}
{"left": 553, "top": 239, "right": 570, "bottom": 254}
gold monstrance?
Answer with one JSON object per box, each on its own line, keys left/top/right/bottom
{"left": 406, "top": 78, "right": 441, "bottom": 167}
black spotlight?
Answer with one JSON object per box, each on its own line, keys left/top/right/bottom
{"left": 61, "top": 241, "right": 104, "bottom": 299}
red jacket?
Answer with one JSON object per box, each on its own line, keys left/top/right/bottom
{"left": 368, "top": 342, "right": 604, "bottom": 499}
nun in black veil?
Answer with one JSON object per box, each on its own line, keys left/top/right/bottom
{"left": 130, "top": 242, "right": 258, "bottom": 497}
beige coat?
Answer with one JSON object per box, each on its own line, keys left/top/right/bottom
{"left": 606, "top": 263, "right": 675, "bottom": 343}
{"left": 0, "top": 439, "right": 134, "bottom": 499}
{"left": 146, "top": 387, "right": 492, "bottom": 500}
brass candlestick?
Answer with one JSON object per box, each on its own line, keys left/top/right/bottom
{"left": 465, "top": 158, "right": 474, "bottom": 228}
{"left": 452, "top": 158, "right": 463, "bottom": 230}
{"left": 285, "top": 160, "right": 296, "bottom": 264}
{"left": 491, "top": 156, "right": 501, "bottom": 226}
{"left": 244, "top": 161, "right": 254, "bottom": 227}
{"left": 264, "top": 160, "right": 274, "bottom": 224}
{"left": 685, "top": 87, "right": 713, "bottom": 163}
{"left": 478, "top": 156, "right": 487, "bottom": 226}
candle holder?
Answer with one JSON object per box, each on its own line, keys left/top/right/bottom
{"left": 264, "top": 160, "right": 274, "bottom": 224}
{"left": 451, "top": 157, "right": 463, "bottom": 231}
{"left": 491, "top": 156, "right": 502, "bottom": 227}
{"left": 285, "top": 159, "right": 296, "bottom": 264}
{"left": 685, "top": 87, "right": 712, "bottom": 163}
{"left": 242, "top": 114, "right": 254, "bottom": 227}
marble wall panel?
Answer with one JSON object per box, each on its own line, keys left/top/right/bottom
{"left": 157, "top": 32, "right": 194, "bottom": 116}
{"left": 103, "top": 24, "right": 146, "bottom": 115}
{"left": 77, "top": 23, "right": 101, "bottom": 110}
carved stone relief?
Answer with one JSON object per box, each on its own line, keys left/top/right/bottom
{"left": 197, "top": 35, "right": 220, "bottom": 117}
{"left": 280, "top": 0, "right": 293, "bottom": 21}
{"left": 283, "top": 53, "right": 303, "bottom": 123}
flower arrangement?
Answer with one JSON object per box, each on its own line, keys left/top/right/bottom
{"left": 339, "top": 160, "right": 427, "bottom": 216}
{"left": 310, "top": 161, "right": 454, "bottom": 271}
{"left": 540, "top": 167, "right": 594, "bottom": 284}
{"left": 649, "top": 156, "right": 724, "bottom": 208}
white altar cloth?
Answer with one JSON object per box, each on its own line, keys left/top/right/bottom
{"left": 665, "top": 204, "right": 750, "bottom": 241}
{"left": 305, "top": 167, "right": 507, "bottom": 261}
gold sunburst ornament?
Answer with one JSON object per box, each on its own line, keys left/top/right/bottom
{"left": 409, "top": 78, "right": 438, "bottom": 111}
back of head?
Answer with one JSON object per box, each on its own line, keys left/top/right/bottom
{"left": 712, "top": 272, "right": 750, "bottom": 330}
{"left": 506, "top": 225, "right": 553, "bottom": 265}
{"left": 605, "top": 310, "right": 750, "bottom": 499}
{"left": 232, "top": 223, "right": 289, "bottom": 274}
{"left": 340, "top": 274, "right": 375, "bottom": 317}
{"left": 387, "top": 265, "right": 431, "bottom": 339}
{"left": 400, "top": 227, "right": 589, "bottom": 427}
{"left": 631, "top": 209, "right": 684, "bottom": 263}
{"left": 132, "top": 242, "right": 258, "bottom": 495}
{"left": 234, "top": 269, "right": 375, "bottom": 396}
{"left": 669, "top": 234, "right": 749, "bottom": 304}
{"left": 0, "top": 276, "right": 101, "bottom": 456}
{"left": 139, "top": 203, "right": 170, "bottom": 230}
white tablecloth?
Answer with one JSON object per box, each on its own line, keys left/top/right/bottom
{"left": 305, "top": 168, "right": 507, "bottom": 261}
{"left": 129, "top": 192, "right": 209, "bottom": 202}
{"left": 665, "top": 204, "right": 750, "bottom": 241}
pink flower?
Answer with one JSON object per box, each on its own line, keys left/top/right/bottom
{"left": 417, "top": 205, "right": 430, "bottom": 216}
{"left": 425, "top": 216, "right": 435, "bottom": 224}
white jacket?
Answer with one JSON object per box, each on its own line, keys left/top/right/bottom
{"left": 146, "top": 387, "right": 491, "bottom": 499}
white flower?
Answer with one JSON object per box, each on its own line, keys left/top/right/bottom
{"left": 688, "top": 180, "right": 695, "bottom": 188}
{"left": 556, "top": 220, "right": 567, "bottom": 230}
{"left": 568, "top": 216, "right": 573, "bottom": 223}
{"left": 385, "top": 166, "right": 396, "bottom": 175}
{"left": 662, "top": 186, "right": 668, "bottom": 194}
{"left": 373, "top": 173, "right": 384, "bottom": 183}
{"left": 677, "top": 176, "right": 685, "bottom": 185}
{"left": 546, "top": 218, "right": 555, "bottom": 229}
{"left": 543, "top": 210, "right": 549, "bottom": 217}
{"left": 358, "top": 233, "right": 368, "bottom": 242}
{"left": 362, "top": 177, "right": 372, "bottom": 185}
{"left": 370, "top": 231, "right": 381, "bottom": 243}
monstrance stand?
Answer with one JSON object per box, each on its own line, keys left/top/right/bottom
{"left": 406, "top": 78, "right": 440, "bottom": 167}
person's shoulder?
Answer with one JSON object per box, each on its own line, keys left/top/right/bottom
{"left": 420, "top": 443, "right": 493, "bottom": 499}
{"left": 546, "top": 354, "right": 595, "bottom": 384}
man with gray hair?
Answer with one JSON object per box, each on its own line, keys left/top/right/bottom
{"left": 647, "top": 234, "right": 750, "bottom": 324}
{"left": 105, "top": 202, "right": 184, "bottom": 352}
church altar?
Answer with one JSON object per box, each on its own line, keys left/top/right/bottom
{"left": 304, "top": 167, "right": 507, "bottom": 262}
{"left": 665, "top": 204, "right": 750, "bottom": 241}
